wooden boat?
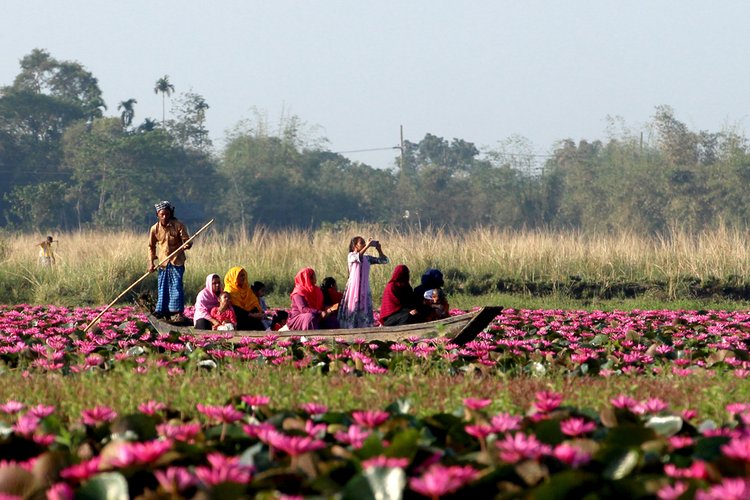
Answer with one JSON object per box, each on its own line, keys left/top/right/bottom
{"left": 145, "top": 306, "right": 502, "bottom": 346}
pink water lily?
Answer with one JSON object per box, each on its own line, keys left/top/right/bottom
{"left": 409, "top": 464, "right": 478, "bottom": 498}
{"left": 81, "top": 406, "right": 117, "bottom": 425}
{"left": 46, "top": 482, "right": 74, "bottom": 500}
{"left": 463, "top": 398, "right": 492, "bottom": 410}
{"left": 560, "top": 417, "right": 597, "bottom": 437}
{"left": 553, "top": 443, "right": 591, "bottom": 468}
{"left": 721, "top": 435, "right": 750, "bottom": 462}
{"left": 664, "top": 460, "right": 709, "bottom": 480}
{"left": 352, "top": 410, "right": 390, "bottom": 428}
{"left": 154, "top": 466, "right": 197, "bottom": 493}
{"left": 241, "top": 394, "right": 270, "bottom": 407}
{"left": 0, "top": 400, "right": 25, "bottom": 414}
{"left": 657, "top": 481, "right": 688, "bottom": 500}
{"left": 533, "top": 390, "right": 563, "bottom": 413}
{"left": 12, "top": 413, "right": 40, "bottom": 436}
{"left": 28, "top": 404, "right": 55, "bottom": 418}
{"left": 60, "top": 457, "right": 102, "bottom": 482}
{"left": 196, "top": 403, "right": 244, "bottom": 424}
{"left": 299, "top": 402, "right": 328, "bottom": 416}
{"left": 696, "top": 478, "right": 750, "bottom": 500}
{"left": 262, "top": 429, "right": 326, "bottom": 456}
{"left": 138, "top": 400, "right": 166, "bottom": 415}
{"left": 497, "top": 432, "right": 552, "bottom": 463}
{"left": 194, "top": 453, "right": 253, "bottom": 486}
{"left": 491, "top": 412, "right": 523, "bottom": 433}
{"left": 335, "top": 425, "right": 372, "bottom": 448}
{"left": 109, "top": 439, "right": 172, "bottom": 467}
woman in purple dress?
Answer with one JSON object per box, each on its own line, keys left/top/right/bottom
{"left": 287, "top": 268, "right": 337, "bottom": 330}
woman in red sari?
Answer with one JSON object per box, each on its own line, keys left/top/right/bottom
{"left": 288, "top": 268, "right": 337, "bottom": 330}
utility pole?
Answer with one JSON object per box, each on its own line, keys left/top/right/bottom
{"left": 399, "top": 125, "right": 405, "bottom": 171}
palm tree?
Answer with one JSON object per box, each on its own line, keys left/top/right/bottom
{"left": 117, "top": 98, "right": 137, "bottom": 128}
{"left": 153, "top": 75, "right": 175, "bottom": 124}
{"left": 138, "top": 118, "right": 158, "bottom": 132}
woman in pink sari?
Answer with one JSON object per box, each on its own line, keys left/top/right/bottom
{"left": 338, "top": 236, "right": 389, "bottom": 328}
{"left": 193, "top": 274, "right": 222, "bottom": 330}
{"left": 288, "top": 268, "right": 337, "bottom": 330}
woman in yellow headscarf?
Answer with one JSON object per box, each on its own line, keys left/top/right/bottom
{"left": 224, "top": 266, "right": 265, "bottom": 330}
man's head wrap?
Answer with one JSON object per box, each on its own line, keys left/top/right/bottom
{"left": 154, "top": 201, "right": 174, "bottom": 214}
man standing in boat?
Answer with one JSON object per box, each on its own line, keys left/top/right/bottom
{"left": 148, "top": 201, "right": 191, "bottom": 322}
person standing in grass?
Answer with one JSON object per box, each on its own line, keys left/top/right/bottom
{"left": 37, "top": 235, "right": 56, "bottom": 267}
{"left": 148, "top": 201, "right": 191, "bottom": 322}
{"left": 338, "top": 236, "right": 389, "bottom": 328}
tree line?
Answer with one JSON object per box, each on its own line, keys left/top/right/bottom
{"left": 3, "top": 49, "right": 750, "bottom": 234}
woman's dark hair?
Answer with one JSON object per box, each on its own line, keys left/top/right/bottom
{"left": 320, "top": 277, "right": 337, "bottom": 290}
{"left": 348, "top": 236, "right": 364, "bottom": 252}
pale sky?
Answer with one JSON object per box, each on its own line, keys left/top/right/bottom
{"left": 2, "top": 0, "right": 749, "bottom": 169}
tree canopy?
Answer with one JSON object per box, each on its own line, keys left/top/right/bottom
{"left": 3, "top": 51, "right": 750, "bottom": 235}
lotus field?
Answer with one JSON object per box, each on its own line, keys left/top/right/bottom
{"left": 1, "top": 304, "right": 750, "bottom": 498}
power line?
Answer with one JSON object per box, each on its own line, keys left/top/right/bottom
{"left": 333, "top": 146, "right": 400, "bottom": 154}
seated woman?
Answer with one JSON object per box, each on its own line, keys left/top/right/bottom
{"left": 380, "top": 264, "right": 423, "bottom": 326}
{"left": 320, "top": 276, "right": 343, "bottom": 329}
{"left": 287, "top": 268, "right": 337, "bottom": 331}
{"left": 223, "top": 266, "right": 265, "bottom": 331}
{"left": 194, "top": 274, "right": 222, "bottom": 330}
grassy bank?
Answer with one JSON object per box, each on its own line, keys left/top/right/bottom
{"left": 3, "top": 225, "right": 750, "bottom": 305}
{"left": 0, "top": 366, "right": 744, "bottom": 424}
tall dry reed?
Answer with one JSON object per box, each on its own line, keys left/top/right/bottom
{"left": 2, "top": 224, "right": 749, "bottom": 305}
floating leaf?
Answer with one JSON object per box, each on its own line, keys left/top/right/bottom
{"left": 644, "top": 415, "right": 682, "bottom": 437}
{"left": 603, "top": 449, "right": 639, "bottom": 480}
{"left": 77, "top": 472, "right": 129, "bottom": 500}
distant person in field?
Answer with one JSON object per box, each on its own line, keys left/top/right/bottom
{"left": 338, "top": 236, "right": 389, "bottom": 329}
{"left": 288, "top": 267, "right": 336, "bottom": 330}
{"left": 148, "top": 201, "right": 191, "bottom": 322}
{"left": 193, "top": 273, "right": 222, "bottom": 330}
{"left": 223, "top": 266, "right": 265, "bottom": 330}
{"left": 210, "top": 292, "right": 238, "bottom": 330}
{"left": 38, "top": 236, "right": 56, "bottom": 267}
{"left": 379, "top": 264, "right": 423, "bottom": 326}
{"left": 320, "top": 276, "right": 343, "bottom": 329}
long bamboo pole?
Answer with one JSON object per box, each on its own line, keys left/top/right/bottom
{"left": 83, "top": 218, "right": 215, "bottom": 332}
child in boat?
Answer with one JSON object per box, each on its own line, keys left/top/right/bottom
{"left": 270, "top": 310, "right": 289, "bottom": 331}
{"left": 210, "top": 292, "right": 238, "bottom": 330}
{"left": 251, "top": 281, "right": 272, "bottom": 330}
{"left": 423, "top": 288, "right": 449, "bottom": 321}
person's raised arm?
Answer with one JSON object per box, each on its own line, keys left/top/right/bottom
{"left": 373, "top": 241, "right": 388, "bottom": 263}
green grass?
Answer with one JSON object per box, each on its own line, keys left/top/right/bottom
{"left": 0, "top": 365, "right": 743, "bottom": 424}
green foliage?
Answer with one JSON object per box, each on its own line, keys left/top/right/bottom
{"left": 5, "top": 51, "right": 750, "bottom": 234}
